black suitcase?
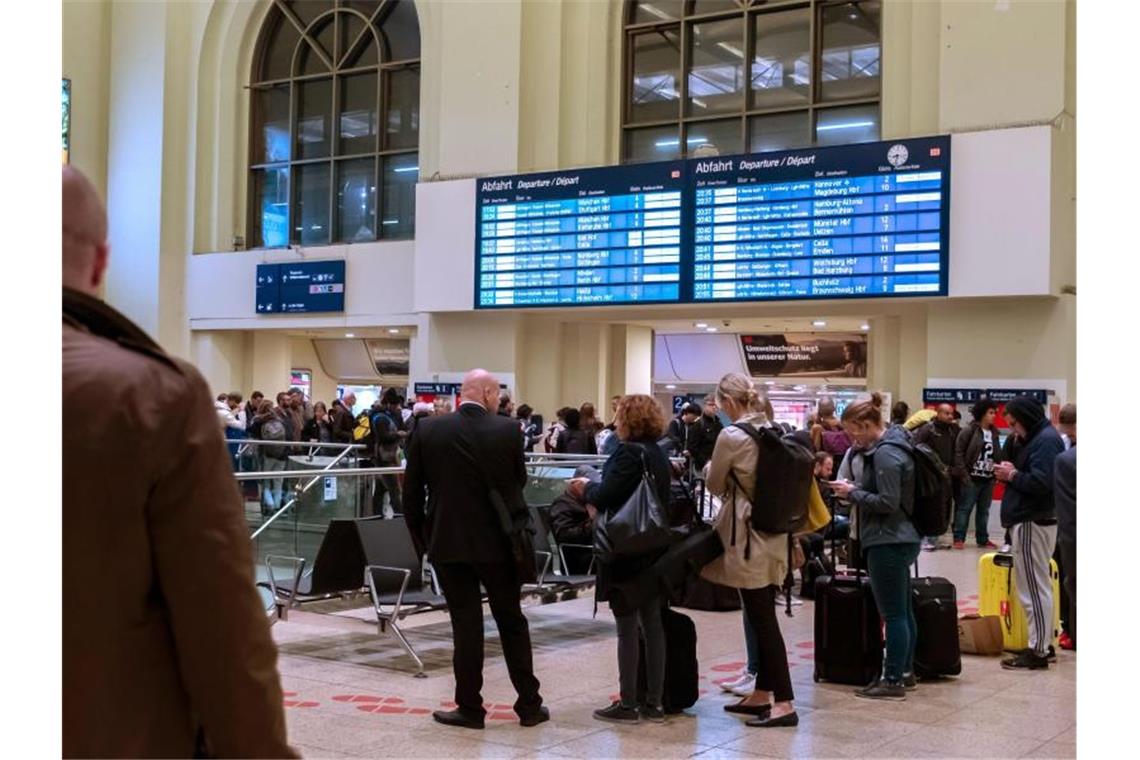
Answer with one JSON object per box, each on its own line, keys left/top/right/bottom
{"left": 911, "top": 574, "right": 962, "bottom": 678}
{"left": 638, "top": 607, "right": 699, "bottom": 713}
{"left": 813, "top": 571, "right": 883, "bottom": 685}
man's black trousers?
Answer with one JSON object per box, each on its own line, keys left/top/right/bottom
{"left": 433, "top": 561, "right": 543, "bottom": 718}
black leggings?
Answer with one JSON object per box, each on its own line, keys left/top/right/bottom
{"left": 739, "top": 585, "right": 795, "bottom": 703}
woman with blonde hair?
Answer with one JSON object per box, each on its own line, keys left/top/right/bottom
{"left": 701, "top": 372, "right": 798, "bottom": 728}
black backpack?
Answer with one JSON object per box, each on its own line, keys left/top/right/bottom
{"left": 879, "top": 440, "right": 952, "bottom": 536}
{"left": 733, "top": 424, "right": 815, "bottom": 534}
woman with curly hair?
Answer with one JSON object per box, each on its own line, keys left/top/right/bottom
{"left": 568, "top": 394, "right": 672, "bottom": 724}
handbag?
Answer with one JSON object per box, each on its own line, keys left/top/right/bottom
{"left": 456, "top": 414, "right": 538, "bottom": 584}
{"left": 594, "top": 445, "right": 674, "bottom": 563}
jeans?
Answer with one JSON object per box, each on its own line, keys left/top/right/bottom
{"left": 615, "top": 595, "right": 665, "bottom": 708}
{"left": 372, "top": 473, "right": 403, "bottom": 518}
{"left": 738, "top": 586, "right": 794, "bottom": 703}
{"left": 866, "top": 543, "right": 921, "bottom": 683}
{"left": 954, "top": 477, "right": 995, "bottom": 544}
{"left": 260, "top": 456, "right": 287, "bottom": 513}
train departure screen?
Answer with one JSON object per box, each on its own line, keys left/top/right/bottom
{"left": 690, "top": 136, "right": 949, "bottom": 302}
{"left": 472, "top": 136, "right": 950, "bottom": 308}
{"left": 476, "top": 162, "right": 685, "bottom": 307}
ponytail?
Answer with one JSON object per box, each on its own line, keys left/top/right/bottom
{"left": 716, "top": 372, "right": 768, "bottom": 419}
{"left": 841, "top": 392, "right": 884, "bottom": 426}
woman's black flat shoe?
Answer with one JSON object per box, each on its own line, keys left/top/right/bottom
{"left": 723, "top": 699, "right": 771, "bottom": 717}
{"left": 746, "top": 711, "right": 799, "bottom": 728}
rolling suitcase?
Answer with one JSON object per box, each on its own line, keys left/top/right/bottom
{"left": 978, "top": 552, "right": 1061, "bottom": 652}
{"left": 814, "top": 499, "right": 882, "bottom": 685}
{"left": 911, "top": 572, "right": 962, "bottom": 678}
{"left": 638, "top": 607, "right": 699, "bottom": 713}
{"left": 813, "top": 571, "right": 883, "bottom": 685}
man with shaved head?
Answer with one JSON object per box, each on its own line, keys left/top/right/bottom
{"left": 403, "top": 368, "right": 548, "bottom": 730}
{"left": 62, "top": 167, "right": 294, "bottom": 757}
{"left": 912, "top": 402, "right": 962, "bottom": 551}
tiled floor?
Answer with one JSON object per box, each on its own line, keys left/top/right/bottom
{"left": 270, "top": 543, "right": 1075, "bottom": 759}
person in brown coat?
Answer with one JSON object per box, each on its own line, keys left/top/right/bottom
{"left": 61, "top": 166, "right": 295, "bottom": 758}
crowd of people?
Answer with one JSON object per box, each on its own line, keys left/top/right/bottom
{"left": 211, "top": 374, "right": 1081, "bottom": 719}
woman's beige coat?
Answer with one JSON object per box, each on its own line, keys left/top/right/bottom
{"left": 700, "top": 412, "right": 790, "bottom": 590}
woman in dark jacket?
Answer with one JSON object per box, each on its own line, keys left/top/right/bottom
{"left": 569, "top": 395, "right": 671, "bottom": 724}
{"left": 556, "top": 408, "right": 598, "bottom": 455}
{"left": 300, "top": 401, "right": 335, "bottom": 456}
{"left": 830, "top": 393, "right": 920, "bottom": 701}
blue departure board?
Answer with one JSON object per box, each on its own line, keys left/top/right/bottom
{"left": 476, "top": 162, "right": 685, "bottom": 307}
{"left": 255, "top": 260, "right": 346, "bottom": 314}
{"left": 690, "top": 136, "right": 949, "bottom": 302}
{"left": 472, "top": 136, "right": 950, "bottom": 308}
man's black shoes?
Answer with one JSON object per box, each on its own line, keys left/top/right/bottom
{"left": 432, "top": 709, "right": 485, "bottom": 730}
{"left": 1001, "top": 650, "right": 1049, "bottom": 670}
{"left": 519, "top": 706, "right": 551, "bottom": 727}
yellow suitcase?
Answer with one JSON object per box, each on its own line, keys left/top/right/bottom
{"left": 977, "top": 552, "right": 1060, "bottom": 652}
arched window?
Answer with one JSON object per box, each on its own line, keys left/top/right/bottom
{"left": 248, "top": 0, "right": 420, "bottom": 248}
{"left": 622, "top": 0, "right": 880, "bottom": 163}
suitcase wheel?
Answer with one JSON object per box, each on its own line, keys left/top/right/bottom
{"left": 813, "top": 672, "right": 820, "bottom": 683}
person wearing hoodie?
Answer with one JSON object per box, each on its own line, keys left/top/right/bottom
{"left": 992, "top": 395, "right": 1065, "bottom": 671}
{"left": 830, "top": 393, "right": 921, "bottom": 701}
{"left": 911, "top": 404, "right": 960, "bottom": 551}
{"left": 952, "top": 398, "right": 1003, "bottom": 549}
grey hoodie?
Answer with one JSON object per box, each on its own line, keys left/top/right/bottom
{"left": 849, "top": 425, "right": 921, "bottom": 549}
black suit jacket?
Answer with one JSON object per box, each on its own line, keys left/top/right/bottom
{"left": 403, "top": 403, "right": 528, "bottom": 564}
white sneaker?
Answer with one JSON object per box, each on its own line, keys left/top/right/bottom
{"left": 716, "top": 671, "right": 751, "bottom": 693}
{"left": 729, "top": 673, "right": 758, "bottom": 697}
{"left": 774, "top": 595, "right": 804, "bottom": 607}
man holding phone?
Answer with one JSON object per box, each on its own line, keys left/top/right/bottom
{"left": 991, "top": 395, "right": 1064, "bottom": 671}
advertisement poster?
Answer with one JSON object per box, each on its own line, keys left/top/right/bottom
{"left": 741, "top": 333, "right": 867, "bottom": 379}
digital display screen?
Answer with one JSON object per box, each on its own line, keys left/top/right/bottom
{"left": 256, "top": 260, "right": 346, "bottom": 314}
{"left": 473, "top": 136, "right": 950, "bottom": 308}
{"left": 476, "top": 162, "right": 685, "bottom": 307}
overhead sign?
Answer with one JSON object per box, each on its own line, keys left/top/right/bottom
{"left": 256, "top": 260, "right": 346, "bottom": 314}
{"left": 741, "top": 333, "right": 867, "bottom": 379}
{"left": 985, "top": 389, "right": 1049, "bottom": 404}
{"left": 474, "top": 135, "right": 950, "bottom": 308}
{"left": 414, "top": 382, "right": 461, "bottom": 396}
{"left": 923, "top": 388, "right": 981, "bottom": 404}
{"left": 922, "top": 388, "right": 1048, "bottom": 404}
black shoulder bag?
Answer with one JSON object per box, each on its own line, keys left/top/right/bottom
{"left": 455, "top": 414, "right": 537, "bottom": 584}
{"left": 594, "top": 444, "right": 674, "bottom": 563}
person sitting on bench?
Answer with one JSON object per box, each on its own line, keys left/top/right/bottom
{"left": 549, "top": 466, "right": 601, "bottom": 575}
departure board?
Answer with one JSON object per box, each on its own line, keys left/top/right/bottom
{"left": 690, "top": 136, "right": 950, "bottom": 302}
{"left": 472, "top": 136, "right": 950, "bottom": 308}
{"left": 476, "top": 162, "right": 685, "bottom": 307}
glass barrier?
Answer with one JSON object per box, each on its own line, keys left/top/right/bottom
{"left": 234, "top": 446, "right": 678, "bottom": 584}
